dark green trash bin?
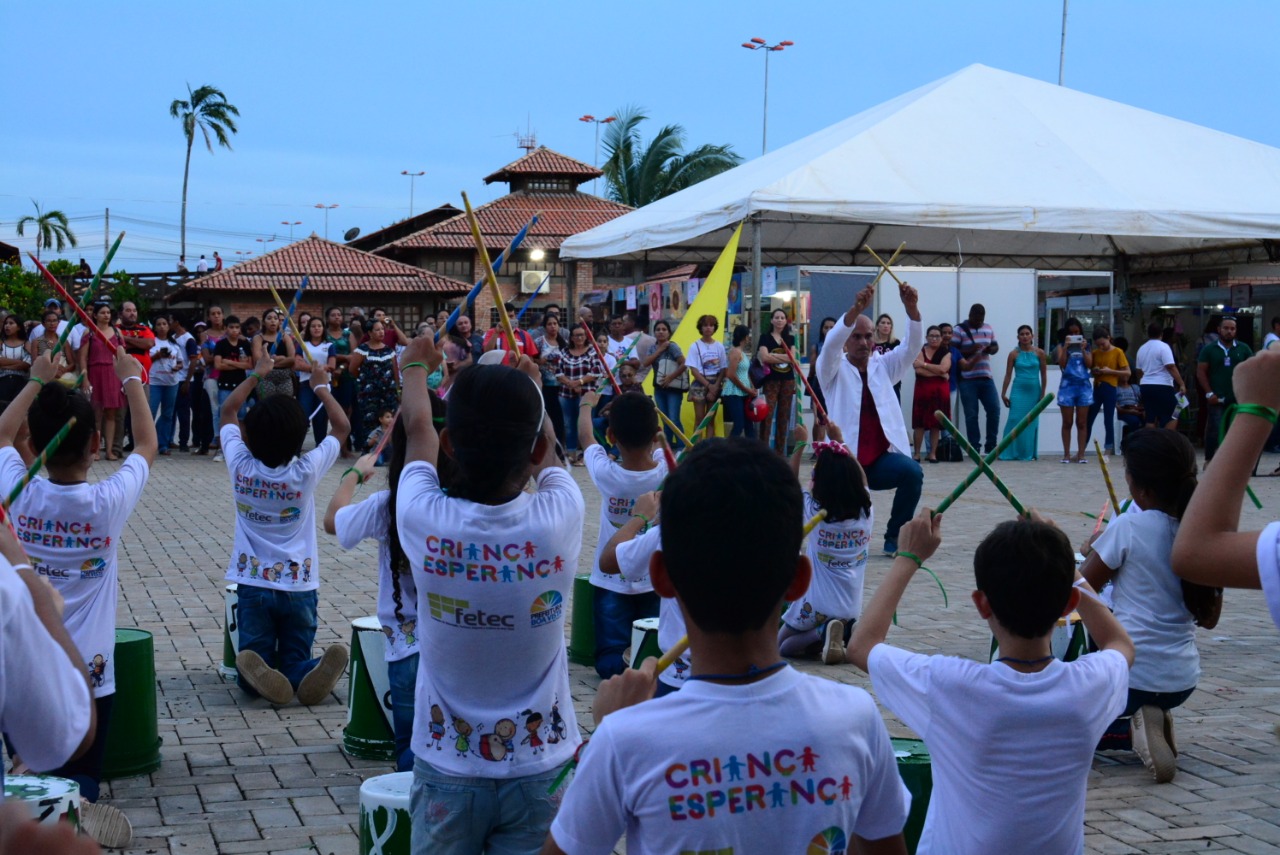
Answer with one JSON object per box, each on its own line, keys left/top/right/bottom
{"left": 893, "top": 738, "right": 932, "bottom": 855}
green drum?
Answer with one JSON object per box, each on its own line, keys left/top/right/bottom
{"left": 102, "top": 628, "right": 162, "bottom": 779}
{"left": 893, "top": 738, "right": 932, "bottom": 855}
{"left": 359, "top": 772, "right": 412, "bottom": 855}
{"left": 221, "top": 583, "right": 239, "bottom": 679}
{"left": 630, "top": 617, "right": 661, "bottom": 669}
{"left": 343, "top": 617, "right": 396, "bottom": 761}
{"left": 3, "top": 775, "right": 80, "bottom": 829}
{"left": 568, "top": 574, "right": 595, "bottom": 666}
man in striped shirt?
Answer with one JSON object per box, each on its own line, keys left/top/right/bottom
{"left": 952, "top": 303, "right": 1001, "bottom": 454}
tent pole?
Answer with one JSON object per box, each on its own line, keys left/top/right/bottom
{"left": 751, "top": 215, "right": 763, "bottom": 333}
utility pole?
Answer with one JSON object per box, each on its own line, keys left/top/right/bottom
{"left": 1058, "top": 0, "right": 1069, "bottom": 86}
{"left": 105, "top": 208, "right": 109, "bottom": 254}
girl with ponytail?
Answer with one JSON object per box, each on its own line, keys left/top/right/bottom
{"left": 1081, "top": 427, "right": 1201, "bottom": 784}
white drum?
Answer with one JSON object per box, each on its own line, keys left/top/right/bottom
{"left": 359, "top": 772, "right": 412, "bottom": 855}
{"left": 221, "top": 583, "right": 239, "bottom": 679}
{"left": 630, "top": 616, "right": 661, "bottom": 668}
{"left": 3, "top": 775, "right": 80, "bottom": 829}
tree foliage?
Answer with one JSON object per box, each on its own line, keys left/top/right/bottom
{"left": 15, "top": 201, "right": 77, "bottom": 261}
{"left": 601, "top": 106, "right": 742, "bottom": 208}
{"left": 170, "top": 84, "right": 240, "bottom": 260}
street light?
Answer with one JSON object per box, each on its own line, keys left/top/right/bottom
{"left": 740, "top": 37, "right": 794, "bottom": 155}
{"left": 315, "top": 204, "right": 339, "bottom": 240}
{"left": 400, "top": 171, "right": 425, "bottom": 218}
{"left": 578, "top": 114, "right": 616, "bottom": 195}
{"left": 280, "top": 220, "right": 302, "bottom": 241}
{"left": 256, "top": 237, "right": 276, "bottom": 254}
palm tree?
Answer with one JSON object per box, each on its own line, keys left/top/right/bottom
{"left": 15, "top": 200, "right": 76, "bottom": 261}
{"left": 600, "top": 106, "right": 742, "bottom": 208}
{"left": 170, "top": 84, "right": 240, "bottom": 261}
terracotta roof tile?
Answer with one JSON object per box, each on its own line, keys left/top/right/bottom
{"left": 173, "top": 235, "right": 471, "bottom": 296}
{"left": 639, "top": 264, "right": 698, "bottom": 286}
{"left": 484, "top": 146, "right": 603, "bottom": 184}
{"left": 392, "top": 192, "right": 633, "bottom": 250}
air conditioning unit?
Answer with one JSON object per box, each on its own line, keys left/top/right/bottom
{"left": 520, "top": 270, "right": 550, "bottom": 294}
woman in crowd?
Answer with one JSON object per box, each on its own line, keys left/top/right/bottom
{"left": 758, "top": 308, "right": 796, "bottom": 455}
{"left": 642, "top": 319, "right": 687, "bottom": 449}
{"left": 78, "top": 303, "right": 125, "bottom": 461}
{"left": 999, "top": 324, "right": 1047, "bottom": 461}
{"left": 1057, "top": 317, "right": 1094, "bottom": 463}
{"left": 1088, "top": 326, "right": 1131, "bottom": 455}
{"left": 875, "top": 312, "right": 903, "bottom": 399}
{"left": 297, "top": 316, "right": 337, "bottom": 447}
{"left": 147, "top": 315, "right": 186, "bottom": 456}
{"left": 722, "top": 326, "right": 756, "bottom": 439}
{"left": 29, "top": 308, "right": 74, "bottom": 381}
{"left": 347, "top": 319, "right": 400, "bottom": 451}
{"left": 808, "top": 317, "right": 836, "bottom": 444}
{"left": 552, "top": 324, "right": 605, "bottom": 465}
{"left": 533, "top": 314, "right": 568, "bottom": 450}
{"left": 687, "top": 314, "right": 726, "bottom": 439}
{"left": 452, "top": 314, "right": 484, "bottom": 367}
{"left": 0, "top": 314, "right": 31, "bottom": 405}
{"left": 911, "top": 325, "right": 952, "bottom": 462}
{"left": 251, "top": 308, "right": 296, "bottom": 400}
{"left": 323, "top": 307, "right": 355, "bottom": 455}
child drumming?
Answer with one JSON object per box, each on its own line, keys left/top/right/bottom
{"left": 0, "top": 350, "right": 153, "bottom": 849}
{"left": 848, "top": 509, "right": 1133, "bottom": 855}
{"left": 1080, "top": 428, "right": 1200, "bottom": 783}
{"left": 222, "top": 352, "right": 351, "bottom": 706}
{"left": 395, "top": 333, "right": 584, "bottom": 855}
{"left": 779, "top": 423, "right": 873, "bottom": 664}
{"left": 578, "top": 389, "right": 667, "bottom": 678}
{"left": 545, "top": 438, "right": 910, "bottom": 854}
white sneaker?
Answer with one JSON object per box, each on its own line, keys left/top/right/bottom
{"left": 822, "top": 620, "right": 846, "bottom": 665}
{"left": 81, "top": 800, "right": 133, "bottom": 849}
{"left": 212, "top": 452, "right": 224, "bottom": 462}
{"left": 1131, "top": 705, "right": 1177, "bottom": 783}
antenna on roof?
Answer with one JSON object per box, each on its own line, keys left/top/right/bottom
{"left": 516, "top": 114, "right": 537, "bottom": 153}
{"left": 344, "top": 227, "right": 361, "bottom": 241}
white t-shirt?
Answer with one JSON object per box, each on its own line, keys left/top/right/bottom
{"left": 550, "top": 667, "right": 910, "bottom": 855}
{"left": 148, "top": 340, "right": 186, "bottom": 387}
{"left": 0, "top": 564, "right": 93, "bottom": 780}
{"left": 28, "top": 320, "right": 68, "bottom": 343}
{"left": 221, "top": 424, "right": 339, "bottom": 591}
{"left": 1263, "top": 331, "right": 1279, "bottom": 350}
{"left": 584, "top": 445, "right": 667, "bottom": 593}
{"left": 869, "top": 645, "right": 1128, "bottom": 855}
{"left": 1093, "top": 507, "right": 1198, "bottom": 692}
{"left": 1, "top": 448, "right": 149, "bottom": 698}
{"left": 783, "top": 493, "right": 872, "bottom": 629}
{"left": 66, "top": 324, "right": 86, "bottom": 354}
{"left": 615, "top": 525, "right": 690, "bottom": 688}
{"left": 1136, "top": 339, "right": 1176, "bottom": 386}
{"left": 1255, "top": 521, "right": 1280, "bottom": 631}
{"left": 687, "top": 339, "right": 728, "bottom": 379}
{"left": 397, "top": 461, "right": 584, "bottom": 778}
{"left": 335, "top": 491, "right": 418, "bottom": 662}
{"left": 297, "top": 341, "right": 333, "bottom": 382}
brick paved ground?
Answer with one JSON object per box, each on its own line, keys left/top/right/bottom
{"left": 88, "top": 440, "right": 1280, "bottom": 854}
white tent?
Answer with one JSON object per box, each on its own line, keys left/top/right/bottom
{"left": 560, "top": 64, "right": 1280, "bottom": 269}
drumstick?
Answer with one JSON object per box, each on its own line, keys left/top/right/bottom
{"left": 690, "top": 398, "right": 722, "bottom": 442}
{"left": 1094, "top": 440, "right": 1122, "bottom": 510}
{"left": 864, "top": 245, "right": 906, "bottom": 288}
{"left": 1089, "top": 500, "right": 1110, "bottom": 542}
{"left": 937, "top": 413, "right": 1028, "bottom": 517}
{"left": 581, "top": 321, "right": 624, "bottom": 397}
{"left": 654, "top": 635, "right": 690, "bottom": 675}
{"left": 934, "top": 393, "right": 1055, "bottom": 515}
{"left": 52, "top": 231, "right": 124, "bottom": 359}
{"left": 784, "top": 346, "right": 827, "bottom": 424}
{"left": 28, "top": 255, "right": 118, "bottom": 352}
{"left": 437, "top": 213, "right": 539, "bottom": 342}
{"left": 371, "top": 412, "right": 398, "bottom": 460}
{"left": 267, "top": 283, "right": 317, "bottom": 367}
{"left": 461, "top": 191, "right": 519, "bottom": 354}
{"left": 803, "top": 509, "right": 828, "bottom": 536}
{"left": 3, "top": 417, "right": 77, "bottom": 510}
{"left": 865, "top": 242, "right": 905, "bottom": 290}
{"left": 656, "top": 409, "right": 691, "bottom": 448}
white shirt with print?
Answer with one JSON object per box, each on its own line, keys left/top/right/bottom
{"left": 1, "top": 448, "right": 149, "bottom": 697}
{"left": 688, "top": 339, "right": 728, "bottom": 378}
{"left": 783, "top": 493, "right": 873, "bottom": 629}
{"left": 221, "top": 424, "right": 339, "bottom": 591}
{"left": 1256, "top": 521, "right": 1280, "bottom": 631}
{"left": 335, "top": 490, "right": 418, "bottom": 662}
{"left": 550, "top": 667, "right": 909, "bottom": 855}
{"left": 397, "top": 461, "right": 584, "bottom": 778}
{"left": 869, "top": 645, "right": 1128, "bottom": 855}
{"left": 1093, "top": 507, "right": 1198, "bottom": 692}
{"left": 615, "top": 525, "right": 690, "bottom": 689}
{"left": 584, "top": 445, "right": 667, "bottom": 594}
{"left": 148, "top": 340, "right": 187, "bottom": 387}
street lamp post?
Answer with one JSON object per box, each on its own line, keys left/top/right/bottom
{"left": 740, "top": 37, "right": 793, "bottom": 156}
{"left": 578, "top": 114, "right": 616, "bottom": 195}
{"left": 400, "top": 171, "right": 425, "bottom": 218}
{"left": 315, "top": 204, "right": 338, "bottom": 240}
{"left": 281, "top": 220, "right": 301, "bottom": 241}
{"left": 256, "top": 237, "right": 276, "bottom": 254}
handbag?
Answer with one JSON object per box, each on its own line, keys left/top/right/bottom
{"left": 936, "top": 431, "right": 964, "bottom": 463}
{"left": 655, "top": 349, "right": 690, "bottom": 391}
{"left": 748, "top": 357, "right": 770, "bottom": 386}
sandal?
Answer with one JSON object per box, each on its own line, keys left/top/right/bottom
{"left": 1060, "top": 458, "right": 1071, "bottom": 464}
{"left": 1077, "top": 458, "right": 1089, "bottom": 464}
{"left": 927, "top": 457, "right": 938, "bottom": 463}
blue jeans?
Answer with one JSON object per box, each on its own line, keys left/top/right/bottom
{"left": 297, "top": 385, "right": 330, "bottom": 447}
{"left": 235, "top": 585, "right": 320, "bottom": 694}
{"left": 175, "top": 381, "right": 191, "bottom": 448}
{"left": 723, "top": 394, "right": 754, "bottom": 438}
{"left": 216, "top": 388, "right": 250, "bottom": 423}
{"left": 863, "top": 450, "right": 923, "bottom": 545}
{"left": 653, "top": 387, "right": 685, "bottom": 448}
{"left": 560, "top": 397, "right": 580, "bottom": 452}
{"left": 149, "top": 383, "right": 179, "bottom": 451}
{"left": 1204, "top": 403, "right": 1226, "bottom": 461}
{"left": 411, "top": 757, "right": 564, "bottom": 855}
{"left": 1087, "top": 382, "right": 1117, "bottom": 450}
{"left": 593, "top": 588, "right": 660, "bottom": 678}
{"left": 959, "top": 377, "right": 1001, "bottom": 453}
{"left": 388, "top": 653, "right": 419, "bottom": 773}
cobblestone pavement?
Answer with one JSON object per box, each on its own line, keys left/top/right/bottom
{"left": 88, "top": 442, "right": 1280, "bottom": 854}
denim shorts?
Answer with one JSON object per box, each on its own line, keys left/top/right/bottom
{"left": 1057, "top": 381, "right": 1093, "bottom": 408}
{"left": 411, "top": 757, "right": 567, "bottom": 855}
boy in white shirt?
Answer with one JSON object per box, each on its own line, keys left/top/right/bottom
{"left": 221, "top": 352, "right": 351, "bottom": 706}
{"left": 546, "top": 438, "right": 910, "bottom": 855}
{"left": 848, "top": 509, "right": 1134, "bottom": 855}
{"left": 578, "top": 389, "right": 666, "bottom": 678}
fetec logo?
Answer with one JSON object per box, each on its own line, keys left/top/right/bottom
{"left": 806, "top": 827, "right": 848, "bottom": 855}
{"left": 529, "top": 591, "right": 564, "bottom": 628}
{"left": 80, "top": 558, "right": 106, "bottom": 579}
{"left": 279, "top": 507, "right": 301, "bottom": 522}
{"left": 426, "top": 592, "right": 514, "bottom": 631}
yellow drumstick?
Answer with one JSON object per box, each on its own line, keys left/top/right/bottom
{"left": 1094, "top": 440, "right": 1122, "bottom": 511}
{"left": 865, "top": 241, "right": 905, "bottom": 289}
{"left": 864, "top": 245, "right": 906, "bottom": 287}
{"left": 655, "top": 408, "right": 692, "bottom": 448}
{"left": 803, "top": 508, "right": 828, "bottom": 536}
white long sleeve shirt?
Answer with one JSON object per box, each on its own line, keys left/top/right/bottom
{"left": 817, "top": 315, "right": 923, "bottom": 456}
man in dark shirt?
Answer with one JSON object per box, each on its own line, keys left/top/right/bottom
{"left": 213, "top": 317, "right": 254, "bottom": 451}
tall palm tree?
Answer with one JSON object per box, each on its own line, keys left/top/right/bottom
{"left": 15, "top": 200, "right": 76, "bottom": 261}
{"left": 601, "top": 106, "right": 742, "bottom": 208}
{"left": 170, "top": 84, "right": 240, "bottom": 261}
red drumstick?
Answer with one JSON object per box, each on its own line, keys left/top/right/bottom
{"left": 581, "top": 321, "right": 623, "bottom": 397}
{"left": 28, "top": 254, "right": 118, "bottom": 352}
{"left": 784, "top": 346, "right": 828, "bottom": 424}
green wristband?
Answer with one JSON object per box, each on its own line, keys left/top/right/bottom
{"left": 402, "top": 361, "right": 430, "bottom": 373}
{"left": 341, "top": 467, "right": 365, "bottom": 485}
{"left": 633, "top": 512, "right": 650, "bottom": 532}
{"left": 1234, "top": 403, "right": 1279, "bottom": 424}
{"left": 247, "top": 371, "right": 262, "bottom": 383}
{"left": 895, "top": 550, "right": 924, "bottom": 568}
{"left": 26, "top": 377, "right": 45, "bottom": 388}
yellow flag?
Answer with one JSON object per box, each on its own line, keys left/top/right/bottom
{"left": 644, "top": 223, "right": 744, "bottom": 437}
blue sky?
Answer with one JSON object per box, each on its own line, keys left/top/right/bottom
{"left": 3, "top": 0, "right": 1276, "bottom": 268}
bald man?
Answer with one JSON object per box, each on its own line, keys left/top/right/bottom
{"left": 816, "top": 280, "right": 924, "bottom": 555}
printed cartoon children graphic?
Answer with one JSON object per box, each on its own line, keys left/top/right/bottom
{"left": 520, "top": 710, "right": 545, "bottom": 755}
{"left": 236, "top": 553, "right": 248, "bottom": 576}
{"left": 249, "top": 557, "right": 260, "bottom": 579}
{"left": 451, "top": 715, "right": 472, "bottom": 756}
{"left": 479, "top": 718, "right": 517, "bottom": 762}
{"left": 288, "top": 561, "right": 300, "bottom": 582}
{"left": 548, "top": 699, "right": 567, "bottom": 745}
{"left": 429, "top": 704, "right": 446, "bottom": 751}
{"left": 302, "top": 558, "right": 312, "bottom": 583}
{"left": 88, "top": 654, "right": 107, "bottom": 688}
{"left": 271, "top": 562, "right": 284, "bottom": 583}
{"left": 399, "top": 620, "right": 416, "bottom": 646}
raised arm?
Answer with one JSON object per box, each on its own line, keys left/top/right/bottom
{"left": 116, "top": 348, "right": 157, "bottom": 465}
{"left": 311, "top": 360, "right": 349, "bottom": 446}
{"left": 323, "top": 454, "right": 376, "bottom": 534}
{"left": 398, "top": 334, "right": 444, "bottom": 466}
{"left": 221, "top": 352, "right": 274, "bottom": 431}
{"left": 578, "top": 390, "right": 600, "bottom": 451}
